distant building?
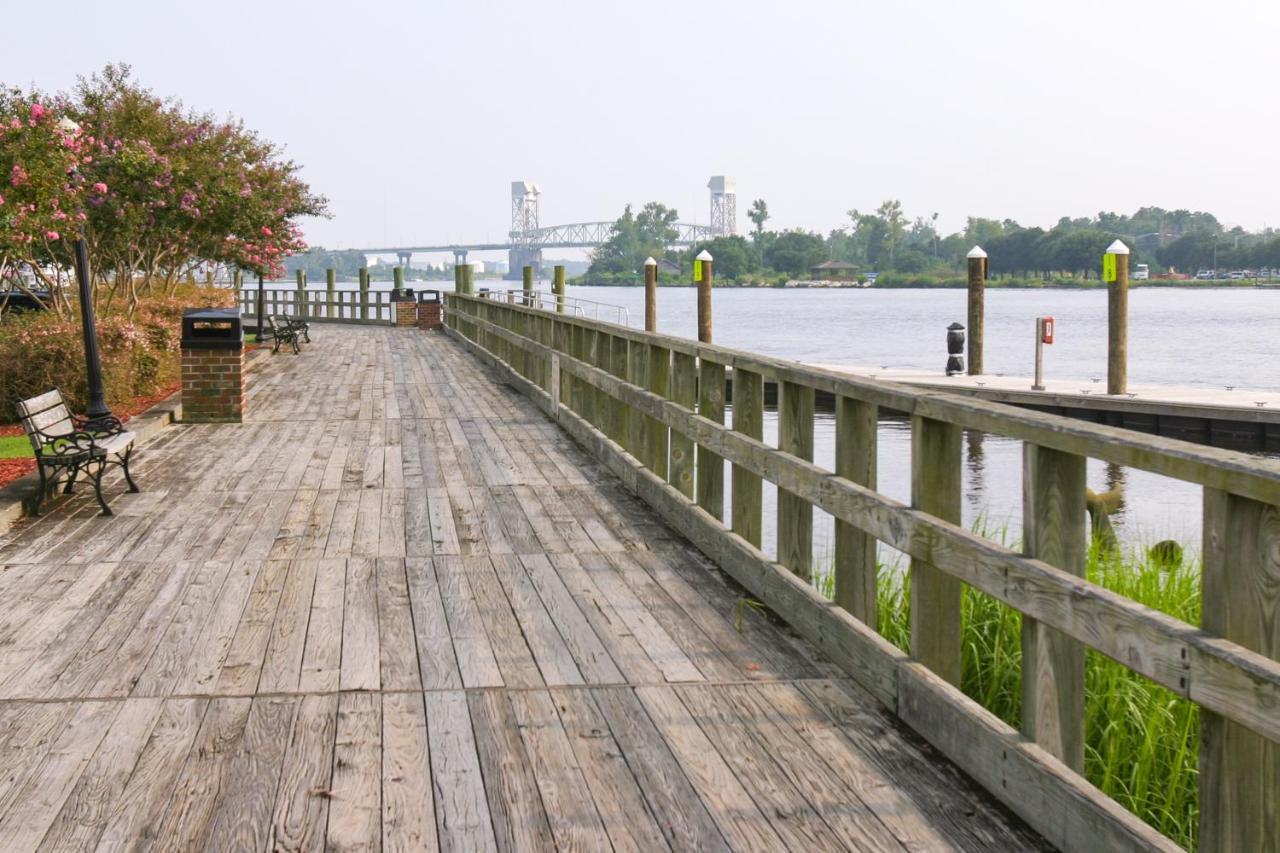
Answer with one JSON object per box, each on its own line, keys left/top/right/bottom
{"left": 810, "top": 260, "right": 859, "bottom": 280}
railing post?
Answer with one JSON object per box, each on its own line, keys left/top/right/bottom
{"left": 669, "top": 351, "right": 697, "bottom": 498}
{"left": 553, "top": 265, "right": 566, "bottom": 313}
{"left": 910, "top": 415, "right": 963, "bottom": 686}
{"left": 295, "top": 269, "right": 307, "bottom": 319}
{"left": 628, "top": 336, "right": 647, "bottom": 459}
{"left": 608, "top": 332, "right": 628, "bottom": 445}
{"left": 1200, "top": 488, "right": 1280, "bottom": 853}
{"left": 646, "top": 344, "right": 670, "bottom": 478}
{"left": 1021, "top": 443, "right": 1087, "bottom": 771}
{"left": 966, "top": 246, "right": 986, "bottom": 375}
{"left": 1106, "top": 239, "right": 1129, "bottom": 395}
{"left": 359, "top": 268, "right": 369, "bottom": 321}
{"left": 778, "top": 380, "right": 815, "bottom": 580}
{"left": 326, "top": 268, "right": 336, "bottom": 319}
{"left": 644, "top": 256, "right": 658, "bottom": 332}
{"left": 834, "top": 395, "right": 878, "bottom": 626}
{"left": 696, "top": 250, "right": 713, "bottom": 343}
{"left": 696, "top": 358, "right": 725, "bottom": 521}
{"left": 731, "top": 367, "right": 764, "bottom": 548}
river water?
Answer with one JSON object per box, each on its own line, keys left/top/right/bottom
{"left": 286, "top": 281, "right": 1280, "bottom": 563}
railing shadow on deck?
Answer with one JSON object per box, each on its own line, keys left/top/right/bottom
{"left": 443, "top": 292, "right": 1280, "bottom": 853}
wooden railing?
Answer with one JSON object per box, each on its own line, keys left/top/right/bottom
{"left": 236, "top": 287, "right": 395, "bottom": 324}
{"left": 444, "top": 292, "right": 1280, "bottom": 853}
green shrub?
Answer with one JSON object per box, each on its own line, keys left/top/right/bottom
{"left": 0, "top": 284, "right": 232, "bottom": 423}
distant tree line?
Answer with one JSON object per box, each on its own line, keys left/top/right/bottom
{"left": 583, "top": 199, "right": 1276, "bottom": 283}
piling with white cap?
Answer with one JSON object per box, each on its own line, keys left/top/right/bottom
{"left": 966, "top": 245, "right": 988, "bottom": 375}
{"left": 1105, "top": 239, "right": 1130, "bottom": 394}
{"left": 643, "top": 257, "right": 658, "bottom": 332}
{"left": 696, "top": 249, "right": 714, "bottom": 343}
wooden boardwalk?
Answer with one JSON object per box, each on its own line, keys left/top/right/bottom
{"left": 0, "top": 325, "right": 1048, "bottom": 851}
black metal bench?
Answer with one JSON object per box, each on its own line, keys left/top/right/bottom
{"left": 265, "top": 315, "right": 301, "bottom": 354}
{"left": 15, "top": 389, "right": 139, "bottom": 516}
{"left": 284, "top": 314, "right": 310, "bottom": 343}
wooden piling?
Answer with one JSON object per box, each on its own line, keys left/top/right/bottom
{"left": 326, "top": 268, "right": 336, "bottom": 319}
{"left": 696, "top": 250, "right": 713, "bottom": 343}
{"left": 523, "top": 265, "right": 534, "bottom": 305}
{"left": 967, "top": 246, "right": 987, "bottom": 375}
{"left": 461, "top": 264, "right": 474, "bottom": 296}
{"left": 1021, "top": 444, "right": 1087, "bottom": 771}
{"left": 834, "top": 395, "right": 878, "bottom": 626}
{"left": 910, "top": 415, "right": 963, "bottom": 686}
{"left": 393, "top": 266, "right": 405, "bottom": 291}
{"left": 1106, "top": 240, "right": 1129, "bottom": 395}
{"left": 295, "top": 269, "right": 307, "bottom": 319}
{"left": 644, "top": 256, "right": 658, "bottom": 332}
{"left": 553, "top": 265, "right": 566, "bottom": 313}
{"left": 359, "top": 268, "right": 370, "bottom": 321}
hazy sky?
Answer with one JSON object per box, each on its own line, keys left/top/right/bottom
{"left": 6, "top": 0, "right": 1277, "bottom": 257}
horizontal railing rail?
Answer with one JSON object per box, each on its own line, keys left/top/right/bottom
{"left": 478, "top": 287, "right": 631, "bottom": 326}
{"left": 236, "top": 287, "right": 394, "bottom": 325}
{"left": 443, "top": 291, "right": 1280, "bottom": 853}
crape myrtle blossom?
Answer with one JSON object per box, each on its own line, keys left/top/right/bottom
{"left": 0, "top": 63, "right": 327, "bottom": 314}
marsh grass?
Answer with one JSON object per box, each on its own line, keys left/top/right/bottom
{"left": 814, "top": 528, "right": 1200, "bottom": 850}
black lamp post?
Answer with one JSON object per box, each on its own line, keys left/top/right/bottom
{"left": 256, "top": 273, "right": 265, "bottom": 339}
{"left": 73, "top": 234, "right": 113, "bottom": 429}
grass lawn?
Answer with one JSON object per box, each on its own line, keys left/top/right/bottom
{"left": 0, "top": 435, "right": 32, "bottom": 459}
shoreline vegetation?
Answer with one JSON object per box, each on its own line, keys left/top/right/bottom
{"left": 571, "top": 275, "right": 1274, "bottom": 289}
{"left": 814, "top": 529, "right": 1201, "bottom": 850}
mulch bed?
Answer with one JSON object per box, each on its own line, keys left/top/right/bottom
{"left": 0, "top": 380, "right": 180, "bottom": 490}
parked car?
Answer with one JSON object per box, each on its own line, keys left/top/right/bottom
{"left": 1195, "top": 270, "right": 1215, "bottom": 280}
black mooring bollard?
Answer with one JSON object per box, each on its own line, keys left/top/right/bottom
{"left": 946, "top": 322, "right": 966, "bottom": 376}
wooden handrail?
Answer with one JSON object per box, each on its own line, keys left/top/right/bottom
{"left": 444, "top": 292, "right": 1279, "bottom": 853}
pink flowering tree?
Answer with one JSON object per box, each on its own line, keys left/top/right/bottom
{"left": 0, "top": 65, "right": 327, "bottom": 319}
{"left": 0, "top": 89, "right": 89, "bottom": 313}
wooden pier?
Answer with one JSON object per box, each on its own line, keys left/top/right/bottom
{"left": 810, "top": 364, "right": 1280, "bottom": 451}
{"left": 4, "top": 285, "right": 1278, "bottom": 851}
{"left": 0, "top": 326, "right": 1046, "bottom": 851}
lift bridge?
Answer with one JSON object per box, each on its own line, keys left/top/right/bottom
{"left": 354, "top": 177, "right": 736, "bottom": 280}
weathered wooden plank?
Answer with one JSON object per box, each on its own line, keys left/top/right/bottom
{"left": 777, "top": 379, "right": 815, "bottom": 580}
{"left": 270, "top": 692, "right": 337, "bottom": 852}
{"left": 467, "top": 689, "right": 555, "bottom": 851}
{"left": 669, "top": 351, "right": 698, "bottom": 500}
{"left": 93, "top": 698, "right": 208, "bottom": 849}
{"left": 382, "top": 692, "right": 438, "bottom": 851}
{"left": 37, "top": 698, "right": 164, "bottom": 851}
{"left": 1199, "top": 488, "right": 1280, "bottom": 853}
{"left": 425, "top": 690, "right": 498, "bottom": 853}
{"left": 834, "top": 394, "right": 878, "bottom": 626}
{"left": 433, "top": 556, "right": 503, "bottom": 688}
{"left": 298, "top": 558, "right": 346, "bottom": 693}
{"left": 635, "top": 684, "right": 785, "bottom": 849}
{"left": 910, "top": 415, "right": 963, "bottom": 687}
{"left": 150, "top": 696, "right": 252, "bottom": 847}
{"left": 1021, "top": 443, "right": 1087, "bottom": 771}
{"left": 591, "top": 686, "right": 729, "bottom": 851}
{"left": 340, "top": 556, "right": 380, "bottom": 691}
{"left": 327, "top": 692, "right": 381, "bottom": 852}
{"left": 201, "top": 695, "right": 297, "bottom": 850}
{"left": 696, "top": 358, "right": 726, "bottom": 522}
{"left": 375, "top": 557, "right": 423, "bottom": 691}
{"left": 646, "top": 343, "right": 671, "bottom": 479}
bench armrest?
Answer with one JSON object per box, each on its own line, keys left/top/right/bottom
{"left": 35, "top": 429, "right": 100, "bottom": 458}
{"left": 73, "top": 414, "right": 125, "bottom": 436}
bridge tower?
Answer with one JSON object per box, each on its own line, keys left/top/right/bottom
{"left": 508, "top": 181, "right": 543, "bottom": 280}
{"left": 708, "top": 176, "right": 737, "bottom": 237}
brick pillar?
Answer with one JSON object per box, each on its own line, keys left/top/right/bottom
{"left": 181, "top": 346, "right": 244, "bottom": 423}
{"left": 395, "top": 300, "right": 417, "bottom": 327}
{"left": 417, "top": 300, "right": 442, "bottom": 330}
